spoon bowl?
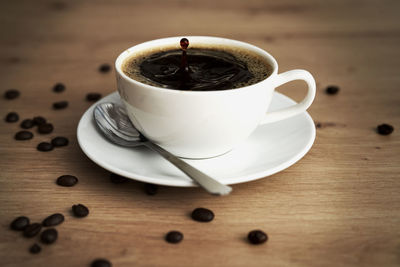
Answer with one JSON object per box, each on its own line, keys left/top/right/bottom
{"left": 93, "top": 102, "right": 232, "bottom": 196}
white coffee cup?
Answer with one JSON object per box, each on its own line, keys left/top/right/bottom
{"left": 115, "top": 36, "right": 316, "bottom": 159}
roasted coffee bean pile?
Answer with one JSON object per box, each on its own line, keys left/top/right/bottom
{"left": 12, "top": 114, "right": 70, "bottom": 152}
{"left": 9, "top": 211, "right": 68, "bottom": 254}
{"left": 9, "top": 206, "right": 90, "bottom": 255}
{"left": 3, "top": 73, "right": 107, "bottom": 264}
{"left": 4, "top": 109, "right": 73, "bottom": 151}
{"left": 3, "top": 83, "right": 104, "bottom": 153}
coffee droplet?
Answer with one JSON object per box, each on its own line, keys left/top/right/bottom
{"left": 180, "top": 38, "right": 189, "bottom": 50}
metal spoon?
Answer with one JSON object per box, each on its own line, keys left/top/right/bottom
{"left": 93, "top": 102, "right": 232, "bottom": 196}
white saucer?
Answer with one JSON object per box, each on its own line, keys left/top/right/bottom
{"left": 77, "top": 92, "right": 315, "bottom": 187}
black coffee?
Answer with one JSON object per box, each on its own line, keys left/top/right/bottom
{"left": 122, "top": 39, "right": 272, "bottom": 91}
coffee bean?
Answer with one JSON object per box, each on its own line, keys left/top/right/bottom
{"left": 42, "top": 213, "right": 64, "bottom": 227}
{"left": 99, "top": 64, "right": 111, "bottom": 73}
{"left": 10, "top": 216, "right": 30, "bottom": 231}
{"left": 37, "top": 142, "right": 54, "bottom": 152}
{"left": 38, "top": 123, "right": 54, "bottom": 134}
{"left": 5, "top": 112, "right": 19, "bottom": 123}
{"left": 29, "top": 243, "right": 41, "bottom": 254}
{"left": 110, "top": 173, "right": 128, "bottom": 184}
{"left": 248, "top": 230, "right": 268, "bottom": 245}
{"left": 33, "top": 116, "right": 46, "bottom": 126}
{"left": 165, "top": 231, "right": 183, "bottom": 244}
{"left": 91, "top": 259, "right": 112, "bottom": 267}
{"left": 56, "top": 175, "right": 78, "bottom": 187}
{"left": 15, "top": 131, "right": 33, "bottom": 140}
{"left": 191, "top": 208, "right": 214, "bottom": 222}
{"left": 144, "top": 183, "right": 158, "bottom": 195}
{"left": 377, "top": 124, "right": 394, "bottom": 135}
{"left": 23, "top": 223, "right": 42, "bottom": 238}
{"left": 52, "top": 136, "right": 69, "bottom": 147}
{"left": 41, "top": 228, "right": 58, "bottom": 244}
{"left": 86, "top": 93, "right": 102, "bottom": 102}
{"left": 325, "top": 85, "right": 339, "bottom": 95}
{"left": 53, "top": 83, "right": 65, "bottom": 93}
{"left": 4, "top": 89, "right": 20, "bottom": 99}
{"left": 72, "top": 204, "right": 89, "bottom": 218}
{"left": 20, "top": 119, "right": 35, "bottom": 129}
{"left": 53, "top": 101, "right": 68, "bottom": 110}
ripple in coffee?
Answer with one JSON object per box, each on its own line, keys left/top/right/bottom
{"left": 122, "top": 38, "right": 272, "bottom": 91}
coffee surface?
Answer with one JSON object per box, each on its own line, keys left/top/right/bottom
{"left": 122, "top": 46, "right": 272, "bottom": 91}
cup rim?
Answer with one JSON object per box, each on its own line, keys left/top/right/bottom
{"left": 115, "top": 36, "right": 279, "bottom": 94}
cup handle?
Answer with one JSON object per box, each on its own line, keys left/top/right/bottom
{"left": 260, "top": 69, "right": 316, "bottom": 125}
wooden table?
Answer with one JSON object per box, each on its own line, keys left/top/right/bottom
{"left": 1, "top": 0, "right": 399, "bottom": 266}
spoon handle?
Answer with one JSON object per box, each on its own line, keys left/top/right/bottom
{"left": 144, "top": 142, "right": 232, "bottom": 196}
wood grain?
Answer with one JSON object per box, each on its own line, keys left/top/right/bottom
{"left": 1, "top": 0, "right": 399, "bottom": 266}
